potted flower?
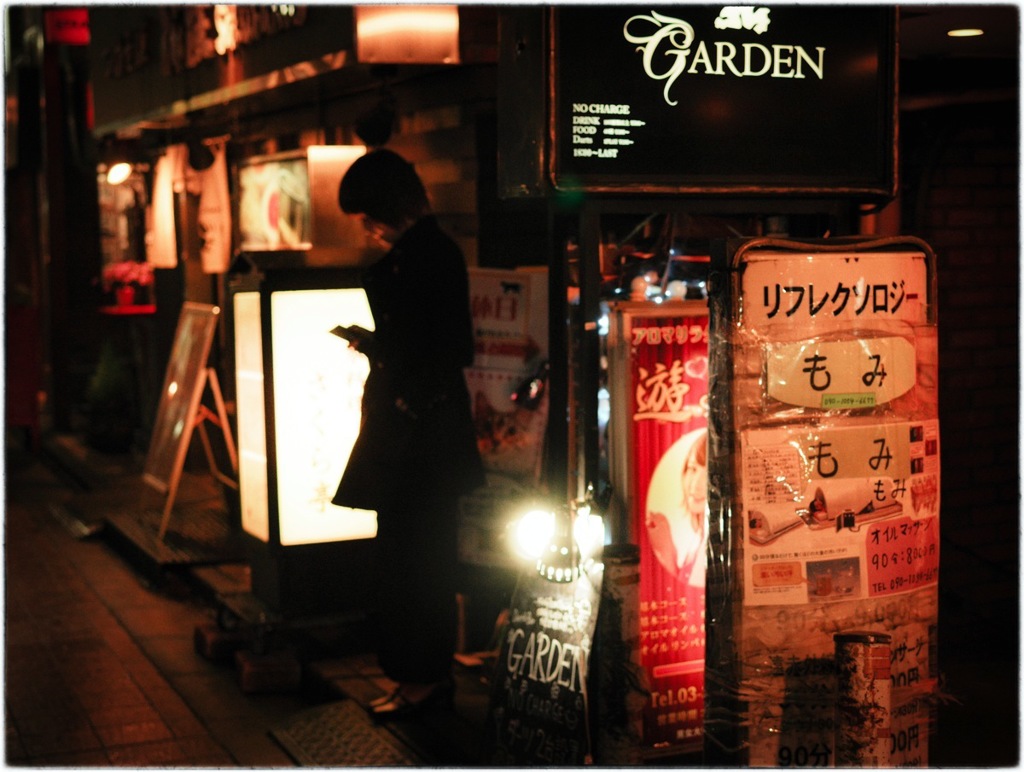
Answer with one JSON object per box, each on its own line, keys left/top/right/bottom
{"left": 102, "top": 260, "right": 154, "bottom": 306}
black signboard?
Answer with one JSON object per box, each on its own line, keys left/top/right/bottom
{"left": 551, "top": 5, "right": 897, "bottom": 196}
{"left": 484, "top": 564, "right": 603, "bottom": 765}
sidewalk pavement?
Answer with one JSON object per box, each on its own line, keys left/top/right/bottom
{"left": 5, "top": 440, "right": 305, "bottom": 766}
{"left": 5, "top": 432, "right": 1019, "bottom": 767}
{"left": 5, "top": 434, "right": 499, "bottom": 767}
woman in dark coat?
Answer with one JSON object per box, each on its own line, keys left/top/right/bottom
{"left": 332, "top": 149, "right": 485, "bottom": 719}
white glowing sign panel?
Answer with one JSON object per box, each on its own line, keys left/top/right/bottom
{"left": 270, "top": 288, "right": 377, "bottom": 546}
{"left": 355, "top": 5, "right": 460, "bottom": 64}
{"left": 234, "top": 291, "right": 270, "bottom": 542}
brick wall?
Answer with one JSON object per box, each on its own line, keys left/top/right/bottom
{"left": 900, "top": 100, "right": 1019, "bottom": 655}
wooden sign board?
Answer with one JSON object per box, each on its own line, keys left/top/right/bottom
{"left": 483, "top": 563, "right": 603, "bottom": 765}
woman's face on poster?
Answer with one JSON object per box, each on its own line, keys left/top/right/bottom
{"left": 681, "top": 440, "right": 707, "bottom": 521}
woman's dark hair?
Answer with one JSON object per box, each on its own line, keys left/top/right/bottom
{"left": 338, "top": 149, "right": 429, "bottom": 228}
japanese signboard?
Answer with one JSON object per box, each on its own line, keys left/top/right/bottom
{"left": 459, "top": 269, "right": 549, "bottom": 569}
{"left": 550, "top": 6, "right": 896, "bottom": 195}
{"left": 705, "top": 239, "right": 939, "bottom": 767}
{"left": 607, "top": 302, "right": 709, "bottom": 754}
{"left": 466, "top": 268, "right": 549, "bottom": 485}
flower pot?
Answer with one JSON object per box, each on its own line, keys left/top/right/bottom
{"left": 115, "top": 285, "right": 136, "bottom": 306}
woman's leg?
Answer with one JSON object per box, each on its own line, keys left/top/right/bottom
{"left": 373, "top": 491, "right": 459, "bottom": 685}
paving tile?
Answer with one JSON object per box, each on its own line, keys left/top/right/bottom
{"left": 7, "top": 450, "right": 405, "bottom": 767}
{"left": 6, "top": 686, "right": 82, "bottom": 718}
{"left": 5, "top": 661, "right": 65, "bottom": 690}
{"left": 31, "top": 748, "right": 112, "bottom": 766}
{"left": 113, "top": 604, "right": 208, "bottom": 639}
{"left": 58, "top": 656, "right": 131, "bottom": 684}
{"left": 87, "top": 701, "right": 163, "bottom": 729}
{"left": 97, "top": 622, "right": 153, "bottom": 661}
{"left": 105, "top": 738, "right": 190, "bottom": 766}
{"left": 159, "top": 708, "right": 209, "bottom": 741}
{"left": 142, "top": 684, "right": 208, "bottom": 738}
{"left": 18, "top": 725, "right": 103, "bottom": 757}
{"left": 204, "top": 717, "right": 297, "bottom": 767}
{"left": 139, "top": 633, "right": 222, "bottom": 677}
{"left": 5, "top": 618, "right": 43, "bottom": 646}
{"left": 92, "top": 583, "right": 166, "bottom": 612}
{"left": 169, "top": 671, "right": 257, "bottom": 720}
{"left": 175, "top": 734, "right": 236, "bottom": 765}
{"left": 68, "top": 671, "right": 141, "bottom": 698}
{"left": 10, "top": 706, "right": 92, "bottom": 737}
{"left": 138, "top": 679, "right": 194, "bottom": 714}
{"left": 94, "top": 716, "right": 174, "bottom": 748}
{"left": 74, "top": 683, "right": 149, "bottom": 711}
{"left": 52, "top": 635, "right": 118, "bottom": 657}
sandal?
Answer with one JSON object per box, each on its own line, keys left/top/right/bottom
{"left": 370, "top": 680, "right": 454, "bottom": 721}
{"left": 368, "top": 686, "right": 401, "bottom": 709}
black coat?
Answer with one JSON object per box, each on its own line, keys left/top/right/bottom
{"left": 332, "top": 216, "right": 485, "bottom": 512}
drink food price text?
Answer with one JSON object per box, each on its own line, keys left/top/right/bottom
{"left": 571, "top": 103, "right": 646, "bottom": 159}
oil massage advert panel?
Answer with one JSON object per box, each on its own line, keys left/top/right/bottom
{"left": 736, "top": 248, "right": 939, "bottom": 607}
{"left": 608, "top": 302, "right": 708, "bottom": 752}
{"left": 740, "top": 419, "right": 940, "bottom": 605}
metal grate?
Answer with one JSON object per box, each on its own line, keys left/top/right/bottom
{"left": 106, "top": 504, "right": 243, "bottom": 567}
{"left": 271, "top": 700, "right": 423, "bottom": 767}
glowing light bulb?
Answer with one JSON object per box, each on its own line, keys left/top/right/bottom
{"left": 106, "top": 162, "right": 132, "bottom": 185}
{"left": 947, "top": 27, "right": 984, "bottom": 38}
{"left": 513, "top": 508, "right": 555, "bottom": 560}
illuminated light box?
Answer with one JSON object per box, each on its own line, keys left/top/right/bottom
{"left": 232, "top": 266, "right": 378, "bottom": 618}
{"left": 269, "top": 288, "right": 377, "bottom": 545}
{"left": 355, "top": 5, "right": 461, "bottom": 64}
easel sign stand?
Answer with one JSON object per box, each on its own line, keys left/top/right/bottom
{"left": 141, "top": 302, "right": 239, "bottom": 541}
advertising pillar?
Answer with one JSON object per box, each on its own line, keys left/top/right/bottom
{"left": 705, "top": 237, "right": 940, "bottom": 767}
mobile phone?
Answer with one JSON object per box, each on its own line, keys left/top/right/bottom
{"left": 330, "top": 324, "right": 372, "bottom": 343}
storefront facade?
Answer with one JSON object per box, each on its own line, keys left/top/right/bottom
{"left": 3, "top": 4, "right": 1018, "bottom": 766}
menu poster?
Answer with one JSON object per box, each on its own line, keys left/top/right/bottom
{"left": 484, "top": 564, "right": 602, "bottom": 766}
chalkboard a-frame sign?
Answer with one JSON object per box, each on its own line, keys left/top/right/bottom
{"left": 483, "top": 563, "right": 603, "bottom": 765}
{"left": 550, "top": 5, "right": 897, "bottom": 197}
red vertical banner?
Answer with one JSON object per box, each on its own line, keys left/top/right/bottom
{"left": 44, "top": 9, "right": 90, "bottom": 46}
{"left": 609, "top": 304, "right": 709, "bottom": 753}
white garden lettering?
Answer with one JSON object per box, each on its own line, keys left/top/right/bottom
{"left": 505, "top": 627, "right": 589, "bottom": 693}
{"left": 623, "top": 9, "right": 826, "bottom": 106}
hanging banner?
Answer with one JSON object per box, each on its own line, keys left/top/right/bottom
{"left": 45, "top": 8, "right": 90, "bottom": 46}
{"left": 608, "top": 302, "right": 708, "bottom": 754}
